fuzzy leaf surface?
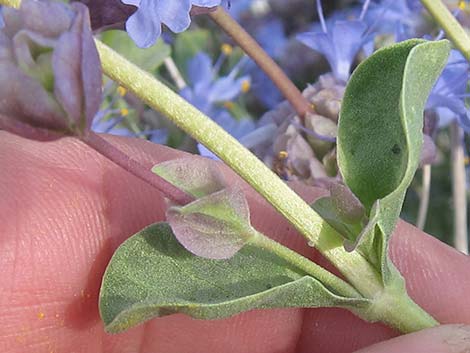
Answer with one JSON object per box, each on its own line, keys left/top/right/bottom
{"left": 152, "top": 157, "right": 226, "bottom": 198}
{"left": 99, "top": 223, "right": 368, "bottom": 333}
{"left": 337, "top": 39, "right": 450, "bottom": 279}
{"left": 167, "top": 187, "right": 255, "bottom": 259}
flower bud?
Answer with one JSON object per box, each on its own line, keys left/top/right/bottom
{"left": 0, "top": 0, "right": 101, "bottom": 140}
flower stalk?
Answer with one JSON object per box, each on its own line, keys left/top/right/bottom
{"left": 0, "top": 0, "right": 439, "bottom": 333}
{"left": 80, "top": 131, "right": 194, "bottom": 205}
{"left": 420, "top": 0, "right": 470, "bottom": 60}
{"left": 450, "top": 122, "right": 469, "bottom": 254}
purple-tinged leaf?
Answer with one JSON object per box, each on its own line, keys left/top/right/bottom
{"left": 330, "top": 183, "right": 365, "bottom": 224}
{"left": 0, "top": 61, "right": 66, "bottom": 131}
{"left": 0, "top": 0, "right": 102, "bottom": 139}
{"left": 22, "top": 0, "right": 73, "bottom": 37}
{"left": 166, "top": 187, "right": 255, "bottom": 259}
{"left": 152, "top": 158, "right": 226, "bottom": 198}
{"left": 53, "top": 3, "right": 102, "bottom": 132}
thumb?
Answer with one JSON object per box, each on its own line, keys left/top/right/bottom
{"left": 355, "top": 325, "right": 470, "bottom": 353}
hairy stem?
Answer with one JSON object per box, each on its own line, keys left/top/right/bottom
{"left": 416, "top": 165, "right": 431, "bottom": 230}
{"left": 420, "top": 0, "right": 470, "bottom": 60}
{"left": 80, "top": 131, "right": 193, "bottom": 205}
{"left": 208, "top": 7, "right": 312, "bottom": 120}
{"left": 0, "top": 0, "right": 438, "bottom": 332}
{"left": 450, "top": 122, "right": 469, "bottom": 254}
{"left": 163, "top": 57, "right": 187, "bottom": 90}
{"left": 1, "top": 0, "right": 19, "bottom": 7}
{"left": 252, "top": 230, "right": 361, "bottom": 298}
{"left": 94, "top": 39, "right": 386, "bottom": 297}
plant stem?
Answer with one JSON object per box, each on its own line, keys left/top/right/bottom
{"left": 420, "top": 0, "right": 470, "bottom": 60}
{"left": 80, "top": 131, "right": 193, "bottom": 205}
{"left": 416, "top": 164, "right": 431, "bottom": 230}
{"left": 94, "top": 39, "right": 386, "bottom": 298}
{"left": 1, "top": 0, "right": 19, "bottom": 7}
{"left": 208, "top": 7, "right": 312, "bottom": 120}
{"left": 252, "top": 230, "right": 361, "bottom": 299}
{"left": 163, "top": 57, "right": 187, "bottom": 90}
{"left": 0, "top": 0, "right": 438, "bottom": 331}
{"left": 450, "top": 122, "right": 469, "bottom": 254}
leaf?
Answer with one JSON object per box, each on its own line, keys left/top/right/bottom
{"left": 152, "top": 157, "right": 226, "bottom": 198}
{"left": 167, "top": 187, "right": 255, "bottom": 259}
{"left": 311, "top": 183, "right": 365, "bottom": 243}
{"left": 99, "top": 223, "right": 368, "bottom": 333}
{"left": 100, "top": 30, "right": 170, "bottom": 72}
{"left": 337, "top": 39, "right": 450, "bottom": 280}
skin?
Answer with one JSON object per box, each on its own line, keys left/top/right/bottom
{"left": 1, "top": 131, "right": 470, "bottom": 353}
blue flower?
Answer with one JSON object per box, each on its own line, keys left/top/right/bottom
{"left": 296, "top": 0, "right": 374, "bottom": 82}
{"left": 0, "top": 7, "right": 4, "bottom": 29}
{"left": 426, "top": 50, "right": 470, "bottom": 131}
{"left": 197, "top": 111, "right": 256, "bottom": 159}
{"left": 255, "top": 18, "right": 288, "bottom": 59}
{"left": 122, "top": 0, "right": 222, "bottom": 48}
{"left": 179, "top": 52, "right": 255, "bottom": 158}
{"left": 364, "top": 0, "right": 423, "bottom": 41}
{"left": 246, "top": 18, "right": 287, "bottom": 108}
{"left": 91, "top": 110, "right": 134, "bottom": 136}
{"left": 180, "top": 52, "right": 250, "bottom": 117}
{"left": 221, "top": 0, "right": 252, "bottom": 20}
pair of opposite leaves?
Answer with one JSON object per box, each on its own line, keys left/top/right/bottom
{"left": 99, "top": 39, "right": 451, "bottom": 333}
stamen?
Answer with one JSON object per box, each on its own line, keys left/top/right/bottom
{"left": 221, "top": 43, "right": 233, "bottom": 56}
{"left": 120, "top": 108, "right": 129, "bottom": 117}
{"left": 241, "top": 79, "right": 251, "bottom": 93}
{"left": 359, "top": 0, "right": 371, "bottom": 21}
{"left": 278, "top": 151, "right": 289, "bottom": 160}
{"left": 117, "top": 86, "right": 127, "bottom": 97}
{"left": 316, "top": 0, "right": 328, "bottom": 33}
{"left": 223, "top": 101, "right": 235, "bottom": 109}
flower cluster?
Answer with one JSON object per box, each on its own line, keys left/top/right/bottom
{"left": 122, "top": 0, "right": 223, "bottom": 48}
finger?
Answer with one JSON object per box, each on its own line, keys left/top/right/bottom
{"left": 0, "top": 132, "right": 305, "bottom": 353}
{"left": 354, "top": 325, "right": 470, "bottom": 353}
{"left": 2, "top": 132, "right": 470, "bottom": 353}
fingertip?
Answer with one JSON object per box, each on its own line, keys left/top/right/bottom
{"left": 354, "top": 324, "right": 470, "bottom": 353}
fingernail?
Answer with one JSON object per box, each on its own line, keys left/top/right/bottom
{"left": 355, "top": 324, "right": 470, "bottom": 353}
{"left": 443, "top": 324, "right": 470, "bottom": 353}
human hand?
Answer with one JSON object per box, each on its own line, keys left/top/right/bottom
{"left": 1, "top": 132, "right": 470, "bottom": 353}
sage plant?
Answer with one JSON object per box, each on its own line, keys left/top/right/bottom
{"left": 0, "top": 0, "right": 468, "bottom": 346}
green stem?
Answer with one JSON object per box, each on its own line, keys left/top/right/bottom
{"left": 95, "top": 41, "right": 326, "bottom": 246}
{"left": 208, "top": 7, "right": 312, "bottom": 120}
{"left": 0, "top": 0, "right": 438, "bottom": 332}
{"left": 1, "top": 0, "right": 19, "bottom": 7}
{"left": 95, "top": 39, "right": 384, "bottom": 298}
{"left": 369, "top": 281, "right": 438, "bottom": 332}
{"left": 420, "top": 0, "right": 470, "bottom": 60}
{"left": 251, "top": 230, "right": 361, "bottom": 299}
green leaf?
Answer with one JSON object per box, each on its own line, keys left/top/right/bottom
{"left": 311, "top": 183, "right": 366, "bottom": 247}
{"left": 337, "top": 39, "right": 450, "bottom": 280}
{"left": 100, "top": 30, "right": 170, "bottom": 72}
{"left": 167, "top": 187, "right": 255, "bottom": 259}
{"left": 99, "top": 223, "right": 368, "bottom": 333}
